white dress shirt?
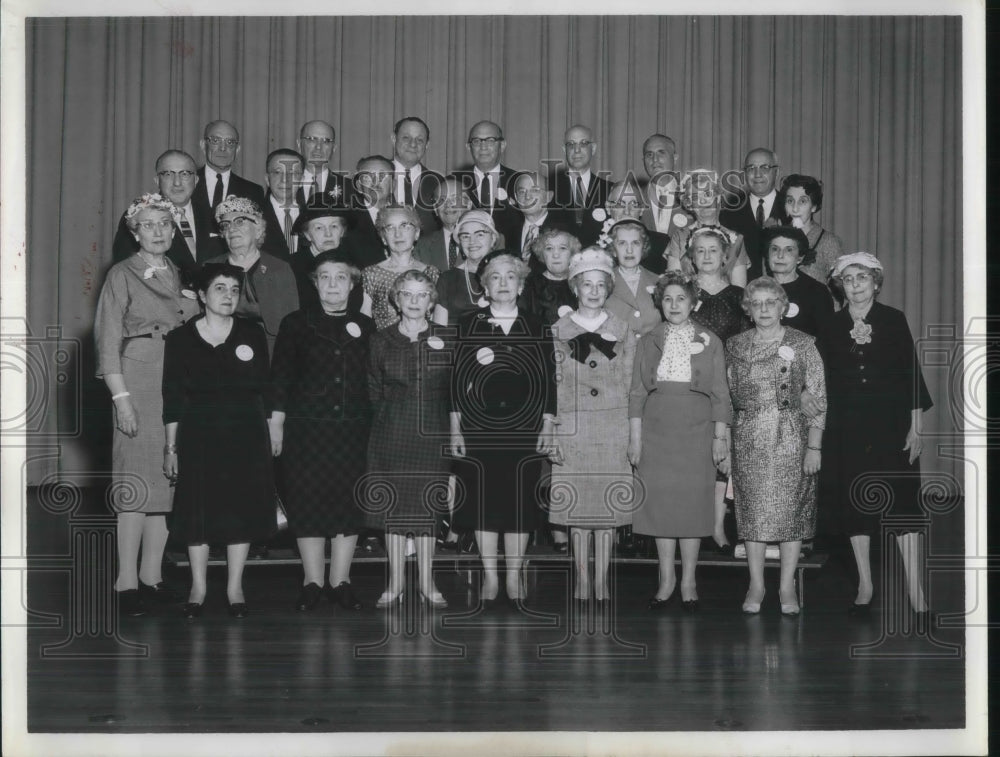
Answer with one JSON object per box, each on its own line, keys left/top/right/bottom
{"left": 393, "top": 159, "right": 422, "bottom": 205}
{"left": 206, "top": 169, "right": 230, "bottom": 202}
{"left": 474, "top": 165, "right": 501, "bottom": 209}
{"left": 270, "top": 195, "right": 300, "bottom": 253}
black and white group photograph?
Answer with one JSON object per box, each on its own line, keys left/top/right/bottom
{"left": 0, "top": 3, "right": 988, "bottom": 756}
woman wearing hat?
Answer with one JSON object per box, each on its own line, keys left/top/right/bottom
{"left": 628, "top": 272, "right": 732, "bottom": 611}
{"left": 289, "top": 198, "right": 369, "bottom": 314}
{"left": 270, "top": 250, "right": 375, "bottom": 612}
{"left": 450, "top": 250, "right": 557, "bottom": 606}
{"left": 432, "top": 209, "right": 498, "bottom": 327}
{"left": 207, "top": 195, "right": 299, "bottom": 357}
{"left": 818, "top": 253, "right": 933, "bottom": 618}
{"left": 548, "top": 248, "right": 637, "bottom": 603}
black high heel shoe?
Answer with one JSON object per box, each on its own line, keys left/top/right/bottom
{"left": 327, "top": 581, "right": 363, "bottom": 610}
{"left": 181, "top": 602, "right": 203, "bottom": 619}
{"left": 647, "top": 592, "right": 678, "bottom": 612}
{"left": 227, "top": 601, "right": 249, "bottom": 618}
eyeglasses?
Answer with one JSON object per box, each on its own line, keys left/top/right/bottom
{"left": 749, "top": 298, "right": 782, "bottom": 311}
{"left": 381, "top": 222, "right": 417, "bottom": 234}
{"left": 218, "top": 216, "right": 256, "bottom": 232}
{"left": 469, "top": 137, "right": 503, "bottom": 148}
{"left": 157, "top": 170, "right": 196, "bottom": 181}
{"left": 398, "top": 290, "right": 431, "bottom": 301}
{"left": 514, "top": 187, "right": 542, "bottom": 200}
{"left": 841, "top": 273, "right": 873, "bottom": 286}
{"left": 457, "top": 230, "right": 491, "bottom": 243}
{"left": 564, "top": 140, "right": 593, "bottom": 150}
{"left": 744, "top": 164, "right": 777, "bottom": 174}
{"left": 136, "top": 220, "right": 173, "bottom": 232}
{"left": 206, "top": 137, "right": 238, "bottom": 148}
{"left": 301, "top": 136, "right": 334, "bottom": 145}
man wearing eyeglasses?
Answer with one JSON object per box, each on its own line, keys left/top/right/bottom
{"left": 719, "top": 147, "right": 783, "bottom": 278}
{"left": 192, "top": 121, "right": 265, "bottom": 232}
{"left": 261, "top": 149, "right": 306, "bottom": 260}
{"left": 453, "top": 121, "right": 519, "bottom": 244}
{"left": 296, "top": 120, "right": 347, "bottom": 205}
{"left": 390, "top": 116, "right": 442, "bottom": 233}
{"left": 413, "top": 177, "right": 477, "bottom": 272}
{"left": 553, "top": 124, "right": 612, "bottom": 247}
{"left": 112, "top": 150, "right": 219, "bottom": 272}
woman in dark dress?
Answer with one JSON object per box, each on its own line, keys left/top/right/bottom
{"left": 270, "top": 250, "right": 374, "bottom": 613}
{"left": 685, "top": 226, "right": 750, "bottom": 552}
{"left": 366, "top": 270, "right": 453, "bottom": 608}
{"left": 818, "top": 253, "right": 933, "bottom": 617}
{"left": 450, "top": 251, "right": 557, "bottom": 605}
{"left": 762, "top": 225, "right": 834, "bottom": 338}
{"left": 162, "top": 263, "right": 277, "bottom": 619}
{"left": 518, "top": 228, "right": 580, "bottom": 552}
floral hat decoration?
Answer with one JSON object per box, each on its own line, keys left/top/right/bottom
{"left": 125, "top": 193, "right": 175, "bottom": 225}
{"left": 214, "top": 195, "right": 264, "bottom": 224}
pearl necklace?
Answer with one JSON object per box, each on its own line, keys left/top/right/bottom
{"left": 463, "top": 267, "right": 484, "bottom": 302}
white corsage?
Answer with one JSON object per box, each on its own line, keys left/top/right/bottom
{"left": 699, "top": 332, "right": 711, "bottom": 346}
{"left": 259, "top": 265, "right": 268, "bottom": 275}
{"left": 673, "top": 214, "right": 688, "bottom": 229}
{"left": 327, "top": 186, "right": 343, "bottom": 202}
{"left": 790, "top": 217, "right": 805, "bottom": 229}
{"left": 778, "top": 345, "right": 795, "bottom": 362}
{"left": 235, "top": 344, "right": 254, "bottom": 361}
{"left": 143, "top": 267, "right": 156, "bottom": 279}
{"left": 592, "top": 208, "right": 608, "bottom": 223}
{"left": 850, "top": 320, "right": 872, "bottom": 345}
{"left": 181, "top": 289, "right": 197, "bottom": 299}
{"left": 786, "top": 302, "right": 800, "bottom": 318}
{"left": 476, "top": 347, "right": 495, "bottom": 366}
{"left": 346, "top": 322, "right": 362, "bottom": 338}
{"left": 645, "top": 284, "right": 656, "bottom": 295}
{"left": 597, "top": 217, "right": 615, "bottom": 249}
{"left": 427, "top": 335, "right": 444, "bottom": 350}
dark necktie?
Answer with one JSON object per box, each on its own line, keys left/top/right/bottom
{"left": 314, "top": 170, "right": 323, "bottom": 198}
{"left": 283, "top": 209, "right": 293, "bottom": 253}
{"left": 448, "top": 238, "right": 461, "bottom": 269}
{"left": 756, "top": 198, "right": 765, "bottom": 227}
{"left": 480, "top": 175, "right": 491, "bottom": 207}
{"left": 574, "top": 174, "right": 586, "bottom": 208}
{"left": 403, "top": 168, "right": 414, "bottom": 207}
{"left": 178, "top": 213, "right": 195, "bottom": 254}
{"left": 211, "top": 172, "right": 224, "bottom": 209}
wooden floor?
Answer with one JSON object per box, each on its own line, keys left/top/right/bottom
{"left": 19, "top": 487, "right": 971, "bottom": 750}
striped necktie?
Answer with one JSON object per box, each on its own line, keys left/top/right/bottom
{"left": 178, "top": 212, "right": 195, "bottom": 255}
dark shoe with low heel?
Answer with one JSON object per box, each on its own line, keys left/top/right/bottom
{"left": 647, "top": 593, "right": 678, "bottom": 612}
{"left": 296, "top": 583, "right": 322, "bottom": 612}
{"left": 139, "top": 581, "right": 182, "bottom": 604}
{"left": 117, "top": 589, "right": 146, "bottom": 617}
{"left": 682, "top": 599, "right": 700, "bottom": 612}
{"left": 328, "top": 581, "right": 363, "bottom": 611}
{"left": 848, "top": 601, "right": 872, "bottom": 617}
{"left": 227, "top": 601, "right": 249, "bottom": 618}
{"left": 182, "top": 602, "right": 203, "bottom": 619}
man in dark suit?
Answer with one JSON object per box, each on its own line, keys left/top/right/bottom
{"left": 552, "top": 124, "right": 613, "bottom": 247}
{"left": 413, "top": 176, "right": 475, "bottom": 272}
{"left": 191, "top": 120, "right": 265, "bottom": 236}
{"left": 295, "top": 120, "right": 349, "bottom": 206}
{"left": 508, "top": 171, "right": 575, "bottom": 265}
{"left": 390, "top": 116, "right": 442, "bottom": 234}
{"left": 261, "top": 149, "right": 305, "bottom": 260}
{"left": 604, "top": 178, "right": 671, "bottom": 275}
{"left": 719, "top": 147, "right": 783, "bottom": 278}
{"left": 451, "top": 120, "right": 520, "bottom": 244}
{"left": 345, "top": 154, "right": 394, "bottom": 268}
{"left": 112, "top": 150, "right": 222, "bottom": 276}
{"left": 639, "top": 133, "right": 688, "bottom": 239}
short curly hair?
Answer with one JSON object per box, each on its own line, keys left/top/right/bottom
{"left": 376, "top": 204, "right": 423, "bottom": 234}
{"left": 652, "top": 271, "right": 700, "bottom": 311}
{"left": 389, "top": 269, "right": 438, "bottom": 314}
{"left": 530, "top": 228, "right": 581, "bottom": 264}
{"left": 741, "top": 276, "right": 790, "bottom": 318}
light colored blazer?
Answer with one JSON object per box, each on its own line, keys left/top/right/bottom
{"left": 605, "top": 267, "right": 662, "bottom": 337}
{"left": 629, "top": 322, "right": 732, "bottom": 423}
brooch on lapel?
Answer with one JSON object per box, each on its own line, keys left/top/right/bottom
{"left": 778, "top": 345, "right": 796, "bottom": 362}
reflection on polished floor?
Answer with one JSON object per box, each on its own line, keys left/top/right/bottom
{"left": 23, "top": 487, "right": 967, "bottom": 739}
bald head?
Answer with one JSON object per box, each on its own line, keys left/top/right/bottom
{"left": 743, "top": 147, "right": 780, "bottom": 198}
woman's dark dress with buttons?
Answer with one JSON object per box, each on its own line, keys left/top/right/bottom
{"left": 451, "top": 309, "right": 557, "bottom": 533}
{"left": 817, "top": 302, "right": 933, "bottom": 535}
{"left": 162, "top": 317, "right": 276, "bottom": 545}
{"left": 364, "top": 324, "right": 453, "bottom": 535}
{"left": 270, "top": 307, "right": 375, "bottom": 536}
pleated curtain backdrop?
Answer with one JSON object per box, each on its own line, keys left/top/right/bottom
{"left": 25, "top": 15, "right": 963, "bottom": 487}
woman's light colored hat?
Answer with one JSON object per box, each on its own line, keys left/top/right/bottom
{"left": 214, "top": 195, "right": 264, "bottom": 224}
{"left": 832, "top": 251, "right": 882, "bottom": 277}
{"left": 452, "top": 209, "right": 497, "bottom": 243}
{"left": 568, "top": 248, "right": 615, "bottom": 280}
